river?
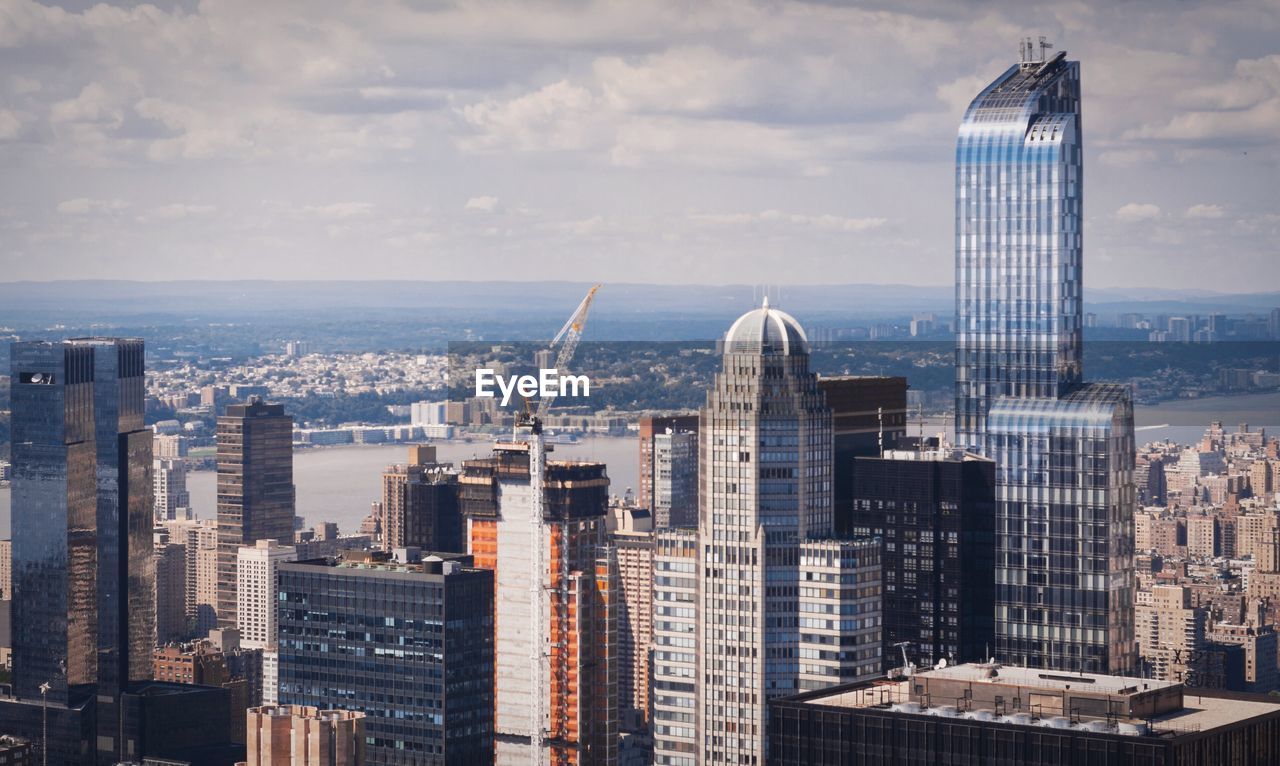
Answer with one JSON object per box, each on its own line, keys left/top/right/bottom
{"left": 2, "top": 391, "right": 1277, "bottom": 536}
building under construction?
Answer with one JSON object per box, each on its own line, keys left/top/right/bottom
{"left": 461, "top": 440, "right": 619, "bottom": 766}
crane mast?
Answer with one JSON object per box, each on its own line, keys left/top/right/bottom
{"left": 524, "top": 283, "right": 600, "bottom": 766}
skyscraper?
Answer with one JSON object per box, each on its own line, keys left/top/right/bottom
{"left": 153, "top": 457, "right": 191, "bottom": 521}
{"left": 5, "top": 338, "right": 155, "bottom": 763}
{"left": 460, "top": 444, "right": 619, "bottom": 766}
{"left": 216, "top": 400, "right": 295, "bottom": 627}
{"left": 695, "top": 301, "right": 880, "bottom": 764}
{"left": 954, "top": 43, "right": 1136, "bottom": 673}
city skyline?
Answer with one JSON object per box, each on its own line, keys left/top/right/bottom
{"left": 0, "top": 0, "right": 1277, "bottom": 290}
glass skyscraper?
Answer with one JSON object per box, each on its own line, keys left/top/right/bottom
{"left": 6, "top": 338, "right": 155, "bottom": 763}
{"left": 954, "top": 45, "right": 1135, "bottom": 673}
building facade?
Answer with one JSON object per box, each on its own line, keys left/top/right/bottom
{"left": 216, "top": 400, "right": 295, "bottom": 627}
{"left": 694, "top": 301, "right": 880, "bottom": 765}
{"left": 5, "top": 338, "right": 155, "bottom": 764}
{"left": 277, "top": 551, "right": 494, "bottom": 764}
{"left": 241, "top": 705, "right": 366, "bottom": 766}
{"left": 236, "top": 539, "right": 297, "bottom": 650}
{"left": 954, "top": 47, "right": 1136, "bottom": 674}
{"left": 460, "top": 444, "right": 619, "bottom": 766}
{"left": 651, "top": 529, "right": 698, "bottom": 766}
{"left": 846, "top": 450, "right": 996, "bottom": 671}
{"left": 639, "top": 415, "right": 699, "bottom": 529}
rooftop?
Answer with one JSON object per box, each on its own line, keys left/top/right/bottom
{"left": 795, "top": 662, "right": 1280, "bottom": 739}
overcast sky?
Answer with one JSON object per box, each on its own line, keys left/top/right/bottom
{"left": 0, "top": 0, "right": 1277, "bottom": 289}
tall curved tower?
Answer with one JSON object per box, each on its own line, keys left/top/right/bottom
{"left": 954, "top": 46, "right": 1083, "bottom": 451}
{"left": 954, "top": 44, "right": 1135, "bottom": 674}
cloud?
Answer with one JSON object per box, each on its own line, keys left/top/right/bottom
{"left": 137, "top": 203, "right": 217, "bottom": 222}
{"left": 689, "top": 209, "right": 887, "bottom": 233}
{"left": 0, "top": 111, "right": 20, "bottom": 140}
{"left": 459, "top": 81, "right": 600, "bottom": 153}
{"left": 1114, "top": 203, "right": 1162, "bottom": 222}
{"left": 464, "top": 195, "right": 501, "bottom": 213}
{"left": 1185, "top": 203, "right": 1226, "bottom": 219}
{"left": 56, "top": 198, "right": 130, "bottom": 215}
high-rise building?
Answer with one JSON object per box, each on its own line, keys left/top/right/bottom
{"left": 817, "top": 375, "right": 909, "bottom": 537}
{"left": 216, "top": 400, "right": 295, "bottom": 627}
{"left": 954, "top": 45, "right": 1136, "bottom": 673}
{"left": 236, "top": 539, "right": 297, "bottom": 650}
{"left": 845, "top": 449, "right": 996, "bottom": 671}
{"left": 607, "top": 505, "right": 655, "bottom": 735}
{"left": 651, "top": 528, "right": 698, "bottom": 766}
{"left": 242, "top": 705, "right": 366, "bottom": 766}
{"left": 153, "top": 457, "right": 191, "bottom": 521}
{"left": 4, "top": 338, "right": 154, "bottom": 764}
{"left": 460, "top": 444, "right": 618, "bottom": 766}
{"left": 769, "top": 662, "right": 1280, "bottom": 766}
{"left": 380, "top": 445, "right": 465, "bottom": 554}
{"left": 1136, "top": 585, "right": 1208, "bottom": 683}
{"left": 154, "top": 530, "right": 189, "bottom": 644}
{"left": 638, "top": 414, "right": 698, "bottom": 528}
{"left": 163, "top": 517, "right": 221, "bottom": 635}
{"left": 410, "top": 401, "right": 447, "bottom": 426}
{"left": 694, "top": 301, "right": 880, "bottom": 765}
{"left": 278, "top": 550, "right": 494, "bottom": 764}
{"left": 153, "top": 432, "right": 187, "bottom": 459}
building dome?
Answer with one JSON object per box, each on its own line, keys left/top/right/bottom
{"left": 723, "top": 297, "right": 809, "bottom": 356}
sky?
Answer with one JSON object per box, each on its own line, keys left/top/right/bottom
{"left": 0, "top": 0, "right": 1277, "bottom": 289}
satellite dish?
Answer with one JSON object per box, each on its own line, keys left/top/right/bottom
{"left": 936, "top": 658, "right": 948, "bottom": 670}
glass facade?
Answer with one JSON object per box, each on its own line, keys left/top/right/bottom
{"left": 7, "top": 338, "right": 154, "bottom": 764}
{"left": 988, "top": 384, "right": 1136, "bottom": 673}
{"left": 277, "top": 555, "right": 495, "bottom": 764}
{"left": 954, "top": 51, "right": 1136, "bottom": 673}
{"left": 954, "top": 53, "right": 1083, "bottom": 451}
{"left": 216, "top": 400, "right": 295, "bottom": 627}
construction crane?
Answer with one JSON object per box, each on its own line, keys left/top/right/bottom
{"left": 523, "top": 283, "right": 601, "bottom": 766}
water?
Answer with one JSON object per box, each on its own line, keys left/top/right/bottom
{"left": 2, "top": 391, "right": 1277, "bottom": 536}
{"left": 184, "top": 435, "right": 641, "bottom": 534}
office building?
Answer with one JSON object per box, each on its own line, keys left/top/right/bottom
{"left": 241, "top": 705, "right": 366, "bottom": 766}
{"left": 768, "top": 662, "right": 1280, "bottom": 766}
{"left": 651, "top": 529, "right": 698, "bottom": 766}
{"left": 4, "top": 338, "right": 154, "bottom": 764}
{"left": 236, "top": 539, "right": 297, "bottom": 650}
{"left": 817, "top": 376, "right": 909, "bottom": 537}
{"left": 0, "top": 736, "right": 31, "bottom": 765}
{"left": 278, "top": 551, "right": 494, "bottom": 764}
{"left": 380, "top": 446, "right": 464, "bottom": 554}
{"left": 217, "top": 400, "right": 295, "bottom": 627}
{"left": 460, "top": 445, "right": 618, "bottom": 766}
{"left": 954, "top": 44, "right": 1136, "bottom": 673}
{"left": 154, "top": 457, "right": 192, "bottom": 521}
{"left": 638, "top": 414, "right": 699, "bottom": 528}
{"left": 153, "top": 632, "right": 264, "bottom": 744}
{"left": 1207, "top": 620, "right": 1279, "bottom": 694}
{"left": 693, "top": 300, "right": 880, "bottom": 765}
{"left": 846, "top": 449, "right": 996, "bottom": 671}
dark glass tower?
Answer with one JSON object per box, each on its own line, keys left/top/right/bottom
{"left": 7, "top": 338, "right": 154, "bottom": 763}
{"left": 954, "top": 45, "right": 1135, "bottom": 673}
{"left": 216, "top": 400, "right": 295, "bottom": 627}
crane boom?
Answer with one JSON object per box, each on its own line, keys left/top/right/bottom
{"left": 535, "top": 283, "right": 601, "bottom": 423}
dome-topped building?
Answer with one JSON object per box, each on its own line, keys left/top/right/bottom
{"left": 723, "top": 296, "right": 809, "bottom": 356}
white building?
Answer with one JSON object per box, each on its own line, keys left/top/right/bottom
{"left": 153, "top": 457, "right": 192, "bottom": 521}
{"left": 236, "top": 539, "right": 297, "bottom": 649}
{"left": 410, "top": 401, "right": 448, "bottom": 426}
